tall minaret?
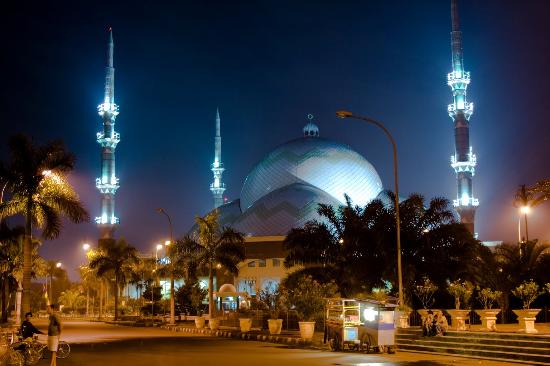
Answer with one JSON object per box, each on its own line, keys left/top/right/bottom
{"left": 447, "top": 0, "right": 478, "bottom": 235}
{"left": 95, "top": 28, "right": 120, "bottom": 239}
{"left": 210, "top": 108, "right": 226, "bottom": 208}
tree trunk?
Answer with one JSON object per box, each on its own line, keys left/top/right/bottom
{"left": 86, "top": 287, "right": 89, "bottom": 317}
{"left": 1, "top": 276, "right": 6, "bottom": 323}
{"left": 208, "top": 264, "right": 214, "bottom": 318}
{"left": 114, "top": 274, "right": 119, "bottom": 321}
{"left": 169, "top": 271, "right": 175, "bottom": 325}
{"left": 99, "top": 280, "right": 104, "bottom": 319}
{"left": 22, "top": 206, "right": 32, "bottom": 322}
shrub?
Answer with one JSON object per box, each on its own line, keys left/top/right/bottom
{"left": 476, "top": 288, "right": 502, "bottom": 310}
{"left": 512, "top": 280, "right": 543, "bottom": 310}
{"left": 413, "top": 277, "right": 438, "bottom": 309}
{"left": 447, "top": 279, "right": 474, "bottom": 310}
{"left": 282, "top": 275, "right": 338, "bottom": 322}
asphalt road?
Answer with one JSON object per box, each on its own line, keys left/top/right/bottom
{"left": 27, "top": 320, "right": 518, "bottom": 366}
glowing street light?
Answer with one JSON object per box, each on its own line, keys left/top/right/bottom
{"left": 56, "top": 262, "right": 62, "bottom": 268}
{"left": 164, "top": 240, "right": 171, "bottom": 246}
{"left": 520, "top": 206, "right": 530, "bottom": 242}
{"left": 336, "top": 110, "right": 404, "bottom": 308}
{"left": 156, "top": 243, "right": 163, "bottom": 251}
{"left": 82, "top": 243, "right": 90, "bottom": 251}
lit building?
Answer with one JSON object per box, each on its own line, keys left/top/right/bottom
{"left": 447, "top": 0, "right": 478, "bottom": 235}
{"left": 95, "top": 28, "right": 120, "bottom": 239}
{"left": 196, "top": 115, "right": 385, "bottom": 293}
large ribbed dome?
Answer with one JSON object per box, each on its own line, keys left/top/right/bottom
{"left": 240, "top": 137, "right": 383, "bottom": 212}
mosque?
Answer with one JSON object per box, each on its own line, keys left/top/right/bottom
{"left": 202, "top": 113, "right": 385, "bottom": 295}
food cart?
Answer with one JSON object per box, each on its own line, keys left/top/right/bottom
{"left": 324, "top": 297, "right": 398, "bottom": 353}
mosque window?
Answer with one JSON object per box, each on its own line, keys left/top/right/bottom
{"left": 258, "top": 259, "right": 266, "bottom": 267}
{"left": 272, "top": 259, "right": 281, "bottom": 267}
{"left": 247, "top": 261, "right": 256, "bottom": 267}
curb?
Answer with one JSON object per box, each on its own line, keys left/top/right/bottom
{"left": 159, "top": 325, "right": 325, "bottom": 349}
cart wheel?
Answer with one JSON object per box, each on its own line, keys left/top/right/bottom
{"left": 364, "top": 343, "right": 371, "bottom": 354}
{"left": 387, "top": 346, "right": 396, "bottom": 354}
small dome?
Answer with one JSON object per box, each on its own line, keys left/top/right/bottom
{"left": 303, "top": 122, "right": 319, "bottom": 137}
{"left": 303, "top": 114, "right": 319, "bottom": 137}
{"left": 218, "top": 283, "right": 237, "bottom": 293}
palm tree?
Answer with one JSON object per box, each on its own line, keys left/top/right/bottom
{"left": 89, "top": 238, "right": 138, "bottom": 320}
{"left": 0, "top": 222, "right": 24, "bottom": 322}
{"left": 180, "top": 210, "right": 245, "bottom": 317}
{"left": 284, "top": 192, "right": 482, "bottom": 301}
{"left": 0, "top": 135, "right": 89, "bottom": 319}
{"left": 58, "top": 287, "right": 84, "bottom": 313}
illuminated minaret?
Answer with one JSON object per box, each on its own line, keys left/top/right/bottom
{"left": 95, "top": 28, "right": 120, "bottom": 239}
{"left": 210, "top": 108, "right": 226, "bottom": 208}
{"left": 447, "top": 0, "right": 478, "bottom": 235}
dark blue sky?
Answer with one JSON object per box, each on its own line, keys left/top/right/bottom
{"left": 1, "top": 0, "right": 549, "bottom": 279}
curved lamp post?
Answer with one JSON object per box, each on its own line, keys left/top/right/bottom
{"left": 157, "top": 208, "right": 175, "bottom": 325}
{"left": 335, "top": 110, "right": 403, "bottom": 308}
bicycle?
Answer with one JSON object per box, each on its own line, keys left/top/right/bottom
{"left": 11, "top": 335, "right": 70, "bottom": 365}
{"left": 0, "top": 330, "right": 24, "bottom": 366}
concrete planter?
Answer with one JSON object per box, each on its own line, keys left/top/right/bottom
{"left": 239, "top": 318, "right": 252, "bottom": 333}
{"left": 396, "top": 311, "right": 411, "bottom": 328}
{"left": 513, "top": 309, "right": 541, "bottom": 334}
{"left": 475, "top": 309, "right": 500, "bottom": 331}
{"left": 447, "top": 309, "right": 470, "bottom": 331}
{"left": 268, "top": 319, "right": 283, "bottom": 335}
{"left": 209, "top": 318, "right": 221, "bottom": 330}
{"left": 298, "top": 321, "right": 315, "bottom": 340}
{"left": 194, "top": 316, "right": 205, "bottom": 329}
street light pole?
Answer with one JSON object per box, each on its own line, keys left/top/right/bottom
{"left": 336, "top": 110, "right": 404, "bottom": 308}
{"left": 157, "top": 208, "right": 175, "bottom": 325}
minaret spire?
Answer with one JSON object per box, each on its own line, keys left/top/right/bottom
{"left": 210, "top": 108, "right": 226, "bottom": 208}
{"left": 96, "top": 27, "right": 121, "bottom": 239}
{"left": 447, "top": 0, "right": 478, "bottom": 235}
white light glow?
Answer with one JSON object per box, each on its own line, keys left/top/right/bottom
{"left": 520, "top": 206, "right": 530, "bottom": 214}
{"left": 82, "top": 243, "right": 90, "bottom": 251}
{"left": 363, "top": 307, "right": 376, "bottom": 322}
{"left": 461, "top": 193, "right": 470, "bottom": 206}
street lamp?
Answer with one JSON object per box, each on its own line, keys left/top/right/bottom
{"left": 336, "top": 110, "right": 404, "bottom": 308}
{"left": 56, "top": 262, "right": 62, "bottom": 268}
{"left": 520, "top": 206, "right": 530, "bottom": 242}
{"left": 157, "top": 208, "right": 175, "bottom": 325}
{"left": 82, "top": 243, "right": 90, "bottom": 251}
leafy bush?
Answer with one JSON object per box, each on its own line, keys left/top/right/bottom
{"left": 476, "top": 288, "right": 502, "bottom": 309}
{"left": 258, "top": 281, "right": 286, "bottom": 319}
{"left": 413, "top": 277, "right": 438, "bottom": 309}
{"left": 447, "top": 279, "right": 474, "bottom": 309}
{"left": 282, "top": 275, "right": 338, "bottom": 321}
{"left": 175, "top": 281, "right": 207, "bottom": 315}
{"left": 512, "top": 280, "right": 543, "bottom": 309}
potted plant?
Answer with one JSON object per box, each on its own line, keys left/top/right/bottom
{"left": 195, "top": 309, "right": 205, "bottom": 329}
{"left": 396, "top": 304, "right": 412, "bottom": 329}
{"left": 512, "top": 280, "right": 544, "bottom": 333}
{"left": 209, "top": 315, "right": 221, "bottom": 331}
{"left": 259, "top": 282, "right": 285, "bottom": 335}
{"left": 475, "top": 287, "right": 502, "bottom": 331}
{"left": 446, "top": 279, "right": 473, "bottom": 331}
{"left": 413, "top": 277, "right": 438, "bottom": 320}
{"left": 284, "top": 275, "right": 338, "bottom": 341}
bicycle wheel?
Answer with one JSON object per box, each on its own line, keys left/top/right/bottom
{"left": 24, "top": 348, "right": 41, "bottom": 365}
{"left": 56, "top": 342, "right": 70, "bottom": 359}
{"left": 7, "top": 350, "right": 24, "bottom": 366}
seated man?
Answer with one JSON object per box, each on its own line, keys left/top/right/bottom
{"left": 20, "top": 312, "right": 44, "bottom": 340}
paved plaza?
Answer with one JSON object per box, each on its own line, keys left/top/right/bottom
{"left": 20, "top": 320, "right": 526, "bottom": 366}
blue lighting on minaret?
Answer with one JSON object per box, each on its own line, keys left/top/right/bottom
{"left": 95, "top": 28, "right": 120, "bottom": 238}
{"left": 447, "top": 0, "right": 478, "bottom": 234}
{"left": 210, "top": 108, "right": 226, "bottom": 208}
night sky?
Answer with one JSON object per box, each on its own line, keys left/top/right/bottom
{"left": 1, "top": 0, "right": 549, "bottom": 280}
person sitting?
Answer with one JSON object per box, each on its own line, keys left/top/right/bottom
{"left": 432, "top": 314, "right": 443, "bottom": 336}
{"left": 422, "top": 311, "right": 434, "bottom": 336}
{"left": 20, "top": 312, "right": 44, "bottom": 340}
{"left": 438, "top": 313, "right": 449, "bottom": 335}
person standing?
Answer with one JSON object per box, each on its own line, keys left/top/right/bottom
{"left": 47, "top": 304, "right": 62, "bottom": 366}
